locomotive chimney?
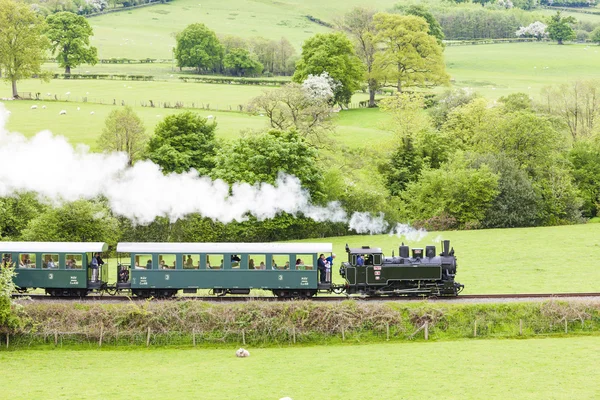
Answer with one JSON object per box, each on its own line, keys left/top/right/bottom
{"left": 399, "top": 243, "right": 409, "bottom": 258}
{"left": 442, "top": 240, "right": 450, "bottom": 256}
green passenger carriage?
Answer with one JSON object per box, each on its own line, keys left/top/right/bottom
{"left": 116, "top": 242, "right": 333, "bottom": 298}
{"left": 1, "top": 242, "right": 108, "bottom": 297}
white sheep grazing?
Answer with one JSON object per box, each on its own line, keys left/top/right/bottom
{"left": 42, "top": 105, "right": 47, "bottom": 109}
{"left": 280, "top": 397, "right": 293, "bottom": 400}
{"left": 59, "top": 110, "right": 67, "bottom": 115}
{"left": 65, "top": 92, "right": 70, "bottom": 95}
{"left": 77, "top": 107, "right": 80, "bottom": 111}
{"left": 30, "top": 105, "right": 38, "bottom": 109}
{"left": 235, "top": 348, "right": 250, "bottom": 357}
{"left": 90, "top": 111, "right": 95, "bottom": 115}
{"left": 207, "top": 115, "right": 214, "bottom": 119}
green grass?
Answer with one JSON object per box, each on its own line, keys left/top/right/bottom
{"left": 445, "top": 42, "right": 600, "bottom": 99}
{"left": 1, "top": 336, "right": 599, "bottom": 399}
{"left": 318, "top": 223, "right": 600, "bottom": 294}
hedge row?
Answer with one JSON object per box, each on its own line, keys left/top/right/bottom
{"left": 53, "top": 74, "right": 154, "bottom": 81}
{"left": 178, "top": 76, "right": 286, "bottom": 86}
{"left": 3, "top": 300, "right": 600, "bottom": 348}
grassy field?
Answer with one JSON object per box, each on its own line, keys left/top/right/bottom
{"left": 1, "top": 336, "right": 599, "bottom": 399}
{"left": 321, "top": 223, "right": 600, "bottom": 294}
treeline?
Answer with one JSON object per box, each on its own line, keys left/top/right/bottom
{"left": 26, "top": 0, "right": 172, "bottom": 16}
{"left": 175, "top": 24, "right": 297, "bottom": 77}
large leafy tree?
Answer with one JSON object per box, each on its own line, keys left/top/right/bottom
{"left": 223, "top": 48, "right": 263, "bottom": 76}
{"left": 547, "top": 12, "right": 576, "bottom": 45}
{"left": 146, "top": 112, "right": 218, "bottom": 175}
{"left": 175, "top": 23, "right": 223, "bottom": 73}
{"left": 212, "top": 129, "right": 325, "bottom": 201}
{"left": 0, "top": 193, "right": 46, "bottom": 240}
{"left": 404, "top": 5, "right": 445, "bottom": 46}
{"left": 97, "top": 106, "right": 148, "bottom": 166}
{"left": 21, "top": 200, "right": 120, "bottom": 245}
{"left": 292, "top": 32, "right": 364, "bottom": 106}
{"left": 0, "top": 0, "right": 49, "bottom": 98}
{"left": 337, "top": 7, "right": 380, "bottom": 107}
{"left": 46, "top": 11, "right": 98, "bottom": 74}
{"left": 374, "top": 13, "right": 449, "bottom": 93}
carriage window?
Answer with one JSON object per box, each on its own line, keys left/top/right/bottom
{"left": 19, "top": 253, "right": 35, "bottom": 268}
{"left": 42, "top": 254, "right": 58, "bottom": 269}
{"left": 66, "top": 254, "right": 82, "bottom": 269}
{"left": 2, "top": 253, "right": 13, "bottom": 268}
{"left": 373, "top": 254, "right": 382, "bottom": 265}
{"left": 183, "top": 254, "right": 200, "bottom": 269}
{"left": 249, "top": 255, "right": 265, "bottom": 270}
{"left": 134, "top": 254, "right": 152, "bottom": 269}
{"left": 230, "top": 254, "right": 241, "bottom": 269}
{"left": 207, "top": 254, "right": 223, "bottom": 270}
{"left": 272, "top": 255, "right": 290, "bottom": 270}
{"left": 158, "top": 254, "right": 176, "bottom": 269}
{"left": 295, "top": 254, "right": 313, "bottom": 270}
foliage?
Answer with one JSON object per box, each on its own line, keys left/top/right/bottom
{"left": 539, "top": 80, "right": 600, "bottom": 140}
{"left": 0, "top": 193, "right": 46, "bottom": 240}
{"left": 498, "top": 92, "right": 533, "bottom": 112}
{"left": 591, "top": 26, "right": 600, "bottom": 45}
{"left": 0, "top": 266, "right": 20, "bottom": 333}
{"left": 336, "top": 7, "right": 380, "bottom": 107}
{"left": 212, "top": 129, "right": 325, "bottom": 201}
{"left": 222, "top": 48, "right": 263, "bottom": 77}
{"left": 46, "top": 12, "right": 98, "bottom": 74}
{"left": 175, "top": 23, "right": 223, "bottom": 73}
{"left": 402, "top": 154, "right": 500, "bottom": 229}
{"left": 21, "top": 200, "right": 120, "bottom": 246}
{"left": 380, "top": 137, "right": 423, "bottom": 196}
{"left": 292, "top": 32, "right": 364, "bottom": 106}
{"left": 374, "top": 13, "right": 449, "bottom": 92}
{"left": 0, "top": 0, "right": 49, "bottom": 97}
{"left": 248, "top": 36, "right": 296, "bottom": 76}
{"left": 146, "top": 111, "right": 218, "bottom": 175}
{"left": 403, "top": 5, "right": 445, "bottom": 46}
{"left": 429, "top": 88, "right": 479, "bottom": 129}
{"left": 249, "top": 83, "right": 334, "bottom": 142}
{"left": 97, "top": 106, "right": 148, "bottom": 166}
{"left": 547, "top": 12, "right": 576, "bottom": 45}
{"left": 301, "top": 72, "right": 338, "bottom": 102}
{"left": 568, "top": 140, "right": 600, "bottom": 218}
{"left": 515, "top": 21, "right": 547, "bottom": 40}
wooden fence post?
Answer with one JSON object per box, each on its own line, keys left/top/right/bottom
{"left": 193, "top": 329, "right": 196, "bottom": 347}
{"left": 99, "top": 325, "right": 104, "bottom": 347}
{"left": 565, "top": 319, "right": 568, "bottom": 334}
{"left": 386, "top": 323, "right": 390, "bottom": 341}
{"left": 242, "top": 329, "right": 246, "bottom": 345}
{"left": 474, "top": 321, "right": 477, "bottom": 338}
{"left": 424, "top": 322, "right": 429, "bottom": 341}
{"left": 341, "top": 326, "right": 345, "bottom": 341}
{"left": 5, "top": 333, "right": 8, "bottom": 349}
{"left": 54, "top": 332, "right": 58, "bottom": 346}
{"left": 292, "top": 327, "right": 296, "bottom": 344}
{"left": 146, "top": 327, "right": 151, "bottom": 347}
{"left": 519, "top": 319, "right": 523, "bottom": 336}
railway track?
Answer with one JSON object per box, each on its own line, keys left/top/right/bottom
{"left": 13, "top": 292, "right": 600, "bottom": 302}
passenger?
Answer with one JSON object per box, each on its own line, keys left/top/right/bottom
{"left": 325, "top": 254, "right": 336, "bottom": 283}
{"left": 90, "top": 254, "right": 99, "bottom": 282}
{"left": 271, "top": 259, "right": 278, "bottom": 270}
{"left": 284, "top": 261, "right": 290, "bottom": 270}
{"left": 19, "top": 258, "right": 25, "bottom": 268}
{"left": 219, "top": 259, "right": 224, "bottom": 268}
{"left": 135, "top": 262, "right": 145, "bottom": 270}
{"left": 249, "top": 259, "right": 255, "bottom": 270}
{"left": 146, "top": 259, "right": 152, "bottom": 269}
{"left": 159, "top": 259, "right": 167, "bottom": 269}
{"left": 47, "top": 259, "right": 56, "bottom": 269}
{"left": 95, "top": 253, "right": 105, "bottom": 269}
{"left": 185, "top": 255, "right": 194, "bottom": 269}
{"left": 259, "top": 261, "right": 265, "bottom": 270}
{"left": 231, "top": 254, "right": 241, "bottom": 262}
{"left": 172, "top": 260, "right": 176, "bottom": 269}
{"left": 296, "top": 258, "right": 301, "bottom": 266}
{"left": 318, "top": 254, "right": 326, "bottom": 283}
{"left": 356, "top": 255, "right": 364, "bottom": 266}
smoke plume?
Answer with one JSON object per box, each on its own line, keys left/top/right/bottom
{"left": 0, "top": 103, "right": 426, "bottom": 238}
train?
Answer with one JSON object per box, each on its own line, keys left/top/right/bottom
{"left": 1, "top": 240, "right": 463, "bottom": 298}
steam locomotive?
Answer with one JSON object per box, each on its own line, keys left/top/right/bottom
{"left": 2, "top": 240, "right": 463, "bottom": 298}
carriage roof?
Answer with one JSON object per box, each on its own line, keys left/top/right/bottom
{"left": 0, "top": 242, "right": 108, "bottom": 253}
{"left": 116, "top": 242, "right": 333, "bottom": 254}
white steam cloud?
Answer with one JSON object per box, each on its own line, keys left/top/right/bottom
{"left": 0, "top": 103, "right": 426, "bottom": 238}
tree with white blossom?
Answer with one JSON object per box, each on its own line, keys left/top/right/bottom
{"left": 516, "top": 21, "right": 548, "bottom": 41}
{"left": 301, "top": 72, "right": 339, "bottom": 102}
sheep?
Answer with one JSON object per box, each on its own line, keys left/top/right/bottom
{"left": 59, "top": 110, "right": 67, "bottom": 115}
{"left": 65, "top": 92, "right": 70, "bottom": 95}
{"left": 207, "top": 115, "right": 214, "bottom": 119}
{"left": 31, "top": 105, "right": 38, "bottom": 109}
{"left": 279, "top": 398, "right": 293, "bottom": 400}
{"left": 77, "top": 107, "right": 80, "bottom": 111}
{"left": 42, "top": 105, "right": 47, "bottom": 109}
{"left": 235, "top": 348, "right": 250, "bottom": 357}
{"left": 90, "top": 111, "right": 95, "bottom": 115}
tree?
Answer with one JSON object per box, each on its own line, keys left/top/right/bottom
{"left": 515, "top": 21, "right": 548, "bottom": 41}
{"left": 337, "top": 7, "right": 380, "bottom": 107}
{"left": 146, "top": 111, "right": 218, "bottom": 175}
{"left": 591, "top": 26, "right": 600, "bottom": 45}
{"left": 175, "top": 23, "right": 223, "bottom": 73}
{"left": 21, "top": 200, "right": 120, "bottom": 245}
{"left": 569, "top": 140, "right": 600, "bottom": 218}
{"left": 404, "top": 5, "right": 445, "bottom": 46}
{"left": 223, "top": 48, "right": 263, "bottom": 76}
{"left": 97, "top": 106, "right": 148, "bottom": 166}
{"left": 249, "top": 83, "right": 334, "bottom": 142}
{"left": 547, "top": 12, "right": 576, "bottom": 45}
{"left": 0, "top": 0, "right": 49, "bottom": 98}
{"left": 212, "top": 129, "right": 325, "bottom": 201}
{"left": 374, "top": 13, "right": 449, "bottom": 92}
{"left": 46, "top": 12, "right": 98, "bottom": 74}
{"left": 0, "top": 193, "right": 46, "bottom": 240}
{"left": 292, "top": 32, "right": 364, "bottom": 106}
